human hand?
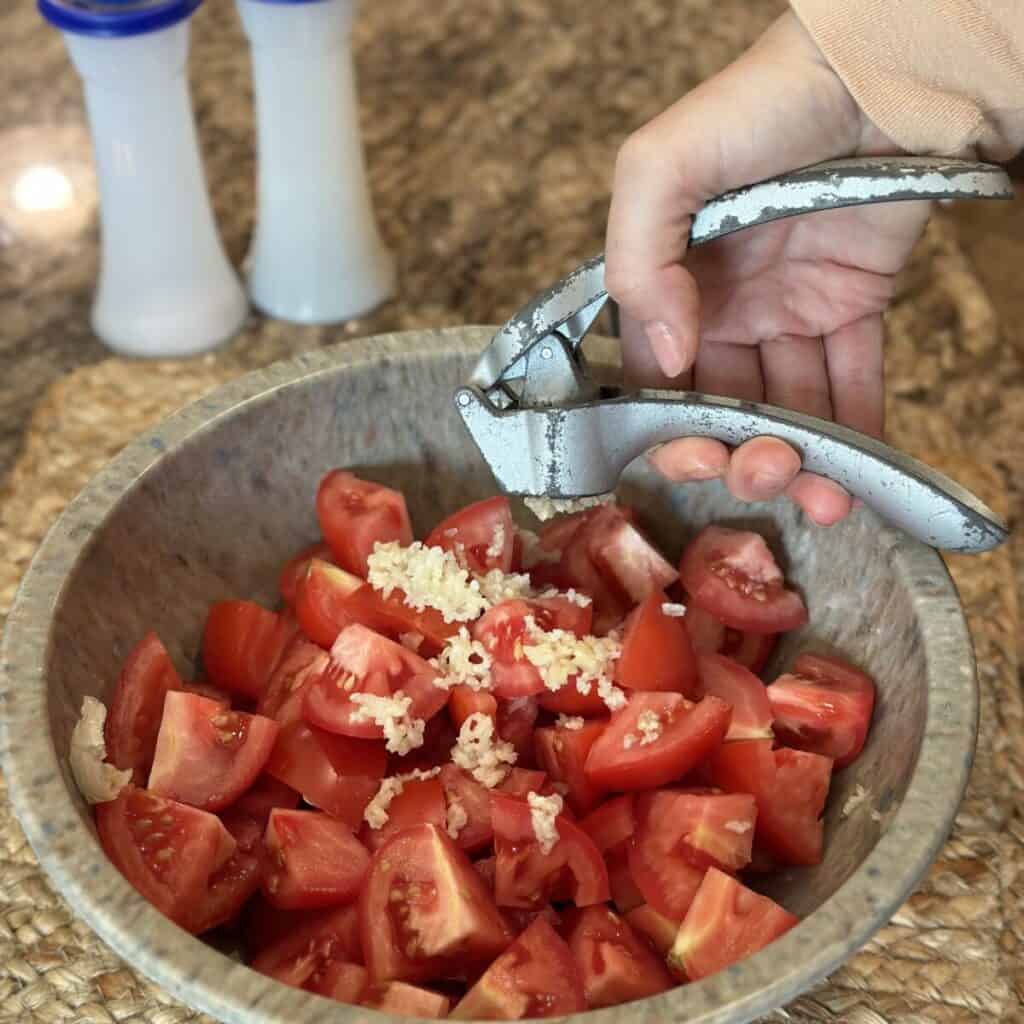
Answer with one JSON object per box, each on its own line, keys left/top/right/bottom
{"left": 605, "top": 10, "right": 931, "bottom": 525}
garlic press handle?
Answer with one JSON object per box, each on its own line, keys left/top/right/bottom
{"left": 454, "top": 387, "right": 1008, "bottom": 553}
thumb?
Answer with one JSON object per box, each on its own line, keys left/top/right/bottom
{"left": 604, "top": 11, "right": 861, "bottom": 379}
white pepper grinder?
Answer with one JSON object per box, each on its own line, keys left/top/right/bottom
{"left": 236, "top": 0, "right": 396, "bottom": 324}
{"left": 38, "top": 0, "right": 249, "bottom": 358}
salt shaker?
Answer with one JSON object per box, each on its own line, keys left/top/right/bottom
{"left": 236, "top": 0, "right": 396, "bottom": 324}
{"left": 38, "top": 0, "right": 248, "bottom": 358}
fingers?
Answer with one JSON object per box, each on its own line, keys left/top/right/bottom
{"left": 621, "top": 311, "right": 695, "bottom": 390}
{"left": 785, "top": 473, "right": 853, "bottom": 525}
{"left": 649, "top": 438, "right": 730, "bottom": 483}
{"left": 824, "top": 313, "right": 885, "bottom": 438}
{"left": 726, "top": 437, "right": 802, "bottom": 501}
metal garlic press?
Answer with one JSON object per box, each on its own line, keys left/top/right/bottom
{"left": 455, "top": 156, "right": 1013, "bottom": 554}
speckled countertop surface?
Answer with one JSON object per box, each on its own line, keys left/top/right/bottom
{"left": 1, "top": 0, "right": 1024, "bottom": 1021}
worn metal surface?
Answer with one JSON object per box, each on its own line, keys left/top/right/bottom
{"left": 469, "top": 157, "right": 1013, "bottom": 395}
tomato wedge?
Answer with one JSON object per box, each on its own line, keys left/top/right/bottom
{"left": 147, "top": 692, "right": 279, "bottom": 812}
{"left": 279, "top": 541, "right": 334, "bottom": 609}
{"left": 231, "top": 774, "right": 300, "bottom": 822}
{"left": 614, "top": 592, "right": 698, "bottom": 696}
{"left": 588, "top": 512, "right": 678, "bottom": 605}
{"left": 104, "top": 633, "right": 183, "bottom": 784}
{"left": 584, "top": 692, "right": 732, "bottom": 791}
{"left": 697, "top": 653, "right": 774, "bottom": 741}
{"left": 201, "top": 601, "right": 298, "bottom": 701}
{"left": 497, "top": 696, "right": 539, "bottom": 766}
{"left": 361, "top": 776, "right": 448, "bottom": 853}
{"left": 668, "top": 789, "right": 756, "bottom": 872}
{"left": 96, "top": 785, "right": 236, "bottom": 931}
{"left": 684, "top": 605, "right": 778, "bottom": 675}
{"left": 262, "top": 808, "right": 370, "bottom": 910}
{"left": 627, "top": 790, "right": 705, "bottom": 922}
{"left": 449, "top": 685, "right": 497, "bottom": 727}
{"left": 257, "top": 636, "right": 329, "bottom": 724}
{"left": 490, "top": 792, "right": 609, "bottom": 909}
{"left": 533, "top": 720, "right": 607, "bottom": 815}
{"left": 303, "top": 624, "right": 447, "bottom": 740}
{"left": 316, "top": 470, "right": 413, "bottom": 577}
{"left": 668, "top": 867, "right": 798, "bottom": 980}
{"left": 360, "top": 824, "right": 511, "bottom": 984}
{"left": 768, "top": 652, "right": 876, "bottom": 768}
{"left": 309, "top": 960, "right": 368, "bottom": 1001}
{"left": 711, "top": 739, "right": 832, "bottom": 866}
{"left": 438, "top": 764, "right": 494, "bottom": 853}
{"left": 579, "top": 794, "right": 635, "bottom": 854}
{"left": 295, "top": 559, "right": 457, "bottom": 655}
{"left": 250, "top": 903, "right": 362, "bottom": 986}
{"left": 680, "top": 526, "right": 808, "bottom": 634}
{"left": 563, "top": 906, "right": 674, "bottom": 1008}
{"left": 624, "top": 904, "right": 679, "bottom": 957}
{"left": 451, "top": 916, "right": 585, "bottom": 1019}
{"left": 362, "top": 981, "right": 451, "bottom": 1017}
{"left": 424, "top": 496, "right": 515, "bottom": 574}
{"left": 265, "top": 720, "right": 385, "bottom": 829}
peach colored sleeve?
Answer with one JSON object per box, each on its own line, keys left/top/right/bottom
{"left": 789, "top": 0, "right": 1024, "bottom": 161}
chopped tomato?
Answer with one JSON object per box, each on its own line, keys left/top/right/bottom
{"left": 768, "top": 652, "right": 876, "bottom": 768}
{"left": 607, "top": 850, "right": 645, "bottom": 913}
{"left": 614, "top": 592, "right": 698, "bottom": 696}
{"left": 388, "top": 710, "right": 458, "bottom": 775}
{"left": 361, "top": 776, "right": 448, "bottom": 853}
{"left": 279, "top": 541, "right": 334, "bottom": 609}
{"left": 181, "top": 680, "right": 232, "bottom": 704}
{"left": 679, "top": 526, "right": 808, "bottom": 634}
{"left": 308, "top": 960, "right": 368, "bottom": 1002}
{"left": 537, "top": 684, "right": 609, "bottom": 718}
{"left": 563, "top": 906, "right": 674, "bottom": 1008}
{"left": 449, "top": 686, "right": 497, "bottom": 727}
{"left": 451, "top": 916, "right": 585, "bottom": 1019}
{"left": 316, "top": 470, "right": 413, "bottom": 577}
{"left": 96, "top": 785, "right": 236, "bottom": 931}
{"left": 624, "top": 904, "right": 679, "bottom": 957}
{"left": 697, "top": 654, "right": 774, "bottom": 741}
{"left": 201, "top": 601, "right": 298, "bottom": 701}
{"left": 665, "top": 789, "right": 757, "bottom": 872}
{"left": 303, "top": 624, "right": 448, "bottom": 739}
{"left": 262, "top": 808, "right": 369, "bottom": 910}
{"left": 104, "top": 633, "right": 183, "bottom": 784}
{"left": 684, "top": 605, "right": 777, "bottom": 675}
{"left": 497, "top": 697, "right": 540, "bottom": 766}
{"left": 296, "top": 559, "right": 457, "bottom": 655}
{"left": 668, "top": 867, "right": 798, "bottom": 980}
{"left": 579, "top": 794, "right": 635, "bottom": 854}
{"left": 490, "top": 792, "right": 609, "bottom": 909}
{"left": 257, "top": 636, "right": 329, "bottom": 724}
{"left": 147, "top": 692, "right": 279, "bottom": 812}
{"left": 362, "top": 980, "right": 451, "bottom": 1017}
{"left": 424, "top": 496, "right": 515, "bottom": 574}
{"left": 533, "top": 721, "right": 607, "bottom": 815}
{"left": 472, "top": 597, "right": 592, "bottom": 699}
{"left": 265, "top": 720, "right": 385, "bottom": 829}
{"left": 250, "top": 903, "right": 362, "bottom": 986}
{"left": 558, "top": 508, "right": 633, "bottom": 634}
{"left": 497, "top": 768, "right": 549, "bottom": 798}
{"left": 439, "top": 764, "right": 494, "bottom": 853}
{"left": 627, "top": 790, "right": 705, "bottom": 922}
{"left": 711, "top": 739, "right": 832, "bottom": 866}
{"left": 588, "top": 513, "right": 678, "bottom": 605}
{"left": 584, "top": 692, "right": 732, "bottom": 791}
{"left": 230, "top": 774, "right": 300, "bottom": 822}
{"left": 360, "top": 824, "right": 511, "bottom": 984}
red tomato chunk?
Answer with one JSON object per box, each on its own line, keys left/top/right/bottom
{"left": 85, "top": 474, "right": 882, "bottom": 1018}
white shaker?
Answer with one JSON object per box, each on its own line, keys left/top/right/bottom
{"left": 236, "top": 0, "right": 395, "bottom": 324}
{"left": 39, "top": 0, "right": 248, "bottom": 358}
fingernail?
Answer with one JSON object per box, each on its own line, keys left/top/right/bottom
{"left": 749, "top": 470, "right": 790, "bottom": 499}
{"left": 644, "top": 320, "right": 686, "bottom": 378}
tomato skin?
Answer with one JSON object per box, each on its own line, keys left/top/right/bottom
{"left": 451, "top": 916, "right": 586, "bottom": 1019}
{"left": 449, "top": 685, "right": 497, "bottom": 727}
{"left": 265, "top": 720, "right": 385, "bottom": 829}
{"left": 316, "top": 470, "right": 413, "bottom": 578}
{"left": 231, "top": 774, "right": 300, "bottom": 822}
{"left": 262, "top": 808, "right": 370, "bottom": 910}
{"left": 147, "top": 692, "right": 280, "bottom": 812}
{"left": 624, "top": 904, "right": 679, "bottom": 957}
{"left": 584, "top": 692, "right": 732, "bottom": 792}
{"left": 680, "top": 526, "right": 808, "bottom": 634}
{"left": 558, "top": 508, "right": 634, "bottom": 635}
{"left": 202, "top": 601, "right": 298, "bottom": 701}
{"left": 250, "top": 903, "right": 362, "bottom": 987}
{"left": 614, "top": 591, "right": 699, "bottom": 696}
{"left": 533, "top": 721, "right": 607, "bottom": 816}
{"left": 438, "top": 764, "right": 494, "bottom": 853}
{"left": 360, "top": 777, "right": 448, "bottom": 853}
{"left": 684, "top": 605, "right": 777, "bottom": 675}
{"left": 711, "top": 739, "right": 832, "bottom": 866}
{"left": 424, "top": 496, "right": 516, "bottom": 575}
{"left": 768, "top": 652, "right": 876, "bottom": 768}
{"left": 303, "top": 624, "right": 448, "bottom": 740}
{"left": 579, "top": 794, "right": 635, "bottom": 854}
{"left": 257, "top": 637, "right": 329, "bottom": 724}
{"left": 668, "top": 867, "right": 798, "bottom": 980}
{"left": 96, "top": 786, "right": 237, "bottom": 931}
{"left": 279, "top": 541, "right": 335, "bottom": 609}
{"left": 665, "top": 789, "right": 757, "bottom": 873}
{"left": 296, "top": 559, "right": 457, "bottom": 655}
{"left": 491, "top": 792, "right": 610, "bottom": 909}
{"left": 563, "top": 906, "right": 674, "bottom": 1008}
{"left": 360, "top": 824, "right": 512, "bottom": 985}
{"left": 588, "top": 514, "right": 679, "bottom": 605}
{"left": 362, "top": 981, "right": 451, "bottom": 1018}
{"left": 697, "top": 653, "right": 774, "bottom": 741}
{"left": 105, "top": 633, "right": 183, "bottom": 784}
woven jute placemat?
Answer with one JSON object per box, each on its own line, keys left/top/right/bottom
{"left": 1, "top": 223, "right": 1023, "bottom": 1022}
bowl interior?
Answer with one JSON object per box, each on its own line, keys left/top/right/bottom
{"left": 4, "top": 328, "right": 975, "bottom": 1024}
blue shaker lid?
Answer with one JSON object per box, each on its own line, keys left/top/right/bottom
{"left": 38, "top": 0, "right": 203, "bottom": 37}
